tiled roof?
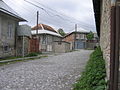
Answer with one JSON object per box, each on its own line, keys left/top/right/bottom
{"left": 0, "top": 0, "right": 26, "bottom": 21}
{"left": 32, "top": 24, "right": 57, "bottom": 33}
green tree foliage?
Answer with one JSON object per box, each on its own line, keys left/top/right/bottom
{"left": 86, "top": 31, "right": 94, "bottom": 40}
{"left": 58, "top": 28, "right": 66, "bottom": 36}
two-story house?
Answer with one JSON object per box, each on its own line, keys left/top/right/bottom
{"left": 63, "top": 28, "right": 89, "bottom": 49}
{"left": 0, "top": 0, "right": 26, "bottom": 58}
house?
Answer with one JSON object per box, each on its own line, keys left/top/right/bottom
{"left": 0, "top": 0, "right": 26, "bottom": 58}
{"left": 31, "top": 24, "right": 62, "bottom": 52}
{"left": 63, "top": 28, "right": 89, "bottom": 50}
{"left": 93, "top": 0, "right": 120, "bottom": 89}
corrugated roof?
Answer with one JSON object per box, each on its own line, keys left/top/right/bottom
{"left": 92, "top": 0, "right": 101, "bottom": 37}
{"left": 64, "top": 27, "right": 89, "bottom": 38}
{"left": 0, "top": 0, "right": 26, "bottom": 21}
{"left": 72, "top": 27, "right": 90, "bottom": 33}
{"left": 31, "top": 29, "right": 62, "bottom": 37}
{"left": 32, "top": 24, "right": 57, "bottom": 33}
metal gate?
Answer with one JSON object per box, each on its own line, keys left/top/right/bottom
{"left": 29, "top": 38, "right": 39, "bottom": 53}
{"left": 75, "top": 41, "right": 85, "bottom": 49}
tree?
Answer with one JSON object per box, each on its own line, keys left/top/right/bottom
{"left": 58, "top": 28, "right": 66, "bottom": 36}
{"left": 86, "top": 31, "right": 94, "bottom": 40}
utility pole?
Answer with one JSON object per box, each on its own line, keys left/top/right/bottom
{"left": 74, "top": 24, "right": 77, "bottom": 50}
{"left": 37, "top": 11, "right": 39, "bottom": 35}
{"left": 36, "top": 11, "right": 39, "bottom": 52}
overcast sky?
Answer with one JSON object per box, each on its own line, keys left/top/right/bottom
{"left": 3, "top": 0, "right": 96, "bottom": 32}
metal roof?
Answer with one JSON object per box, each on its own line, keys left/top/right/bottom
{"left": 31, "top": 30, "right": 62, "bottom": 37}
{"left": 0, "top": 0, "right": 26, "bottom": 21}
{"left": 92, "top": 0, "right": 101, "bottom": 37}
{"left": 31, "top": 24, "right": 62, "bottom": 37}
{"left": 64, "top": 27, "right": 89, "bottom": 38}
{"left": 72, "top": 27, "right": 90, "bottom": 33}
{"left": 32, "top": 24, "right": 57, "bottom": 33}
{"left": 17, "top": 25, "right": 31, "bottom": 37}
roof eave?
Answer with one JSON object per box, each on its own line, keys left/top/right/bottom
{"left": 92, "top": 0, "right": 101, "bottom": 37}
{"left": 0, "top": 8, "right": 26, "bottom": 22}
{"left": 63, "top": 31, "right": 89, "bottom": 38}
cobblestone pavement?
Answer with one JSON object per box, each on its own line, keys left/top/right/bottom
{"left": 0, "top": 50, "right": 93, "bottom": 90}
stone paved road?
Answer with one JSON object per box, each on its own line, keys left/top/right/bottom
{"left": 0, "top": 50, "right": 92, "bottom": 90}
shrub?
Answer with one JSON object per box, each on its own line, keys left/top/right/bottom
{"left": 73, "top": 47, "right": 107, "bottom": 90}
{"left": 25, "top": 52, "right": 38, "bottom": 57}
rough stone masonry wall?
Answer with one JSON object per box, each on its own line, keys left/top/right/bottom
{"left": 100, "top": 0, "right": 111, "bottom": 80}
{"left": 16, "top": 36, "right": 30, "bottom": 56}
{"left": 0, "top": 14, "right": 17, "bottom": 58}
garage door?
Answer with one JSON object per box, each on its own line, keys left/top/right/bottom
{"left": 75, "top": 41, "right": 85, "bottom": 49}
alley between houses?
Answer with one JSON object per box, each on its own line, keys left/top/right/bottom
{"left": 0, "top": 50, "right": 92, "bottom": 90}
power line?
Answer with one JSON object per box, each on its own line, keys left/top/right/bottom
{"left": 31, "top": 0, "right": 95, "bottom": 27}
{"left": 8, "top": 0, "right": 94, "bottom": 29}
{"left": 24, "top": 0, "right": 95, "bottom": 29}
{"left": 5, "top": 0, "right": 95, "bottom": 31}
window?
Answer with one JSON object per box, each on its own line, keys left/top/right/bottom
{"left": 8, "top": 23, "right": 13, "bottom": 38}
{"left": 80, "top": 34, "right": 84, "bottom": 39}
{"left": 4, "top": 46, "right": 9, "bottom": 51}
{"left": 76, "top": 34, "right": 79, "bottom": 39}
{"left": 42, "top": 35, "right": 46, "bottom": 44}
{"left": 3, "top": 43, "right": 10, "bottom": 52}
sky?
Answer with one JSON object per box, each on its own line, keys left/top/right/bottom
{"left": 3, "top": 0, "right": 96, "bottom": 32}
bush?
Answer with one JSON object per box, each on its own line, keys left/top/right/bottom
{"left": 25, "top": 52, "right": 38, "bottom": 57}
{"left": 73, "top": 47, "right": 107, "bottom": 90}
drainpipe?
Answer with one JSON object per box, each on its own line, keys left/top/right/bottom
{"left": 109, "top": 0, "right": 120, "bottom": 90}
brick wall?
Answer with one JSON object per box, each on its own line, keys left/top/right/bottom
{"left": 63, "top": 34, "right": 75, "bottom": 42}
{"left": 100, "top": 0, "right": 111, "bottom": 80}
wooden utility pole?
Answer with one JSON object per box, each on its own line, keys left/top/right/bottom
{"left": 36, "top": 11, "right": 39, "bottom": 52}
{"left": 74, "top": 24, "right": 77, "bottom": 50}
{"left": 37, "top": 11, "right": 39, "bottom": 35}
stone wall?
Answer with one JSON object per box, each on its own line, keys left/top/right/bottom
{"left": 53, "top": 41, "right": 70, "bottom": 53}
{"left": 0, "top": 13, "right": 18, "bottom": 58}
{"left": 100, "top": 0, "right": 111, "bottom": 80}
{"left": 16, "top": 36, "right": 30, "bottom": 56}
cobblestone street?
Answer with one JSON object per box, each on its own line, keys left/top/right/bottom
{"left": 0, "top": 50, "right": 92, "bottom": 90}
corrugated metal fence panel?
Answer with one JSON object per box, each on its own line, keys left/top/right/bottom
{"left": 75, "top": 41, "right": 85, "bottom": 49}
{"left": 29, "top": 38, "right": 39, "bottom": 53}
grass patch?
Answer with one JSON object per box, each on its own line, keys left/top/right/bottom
{"left": 73, "top": 47, "right": 107, "bottom": 90}
{"left": 0, "top": 55, "right": 47, "bottom": 66}
{"left": 0, "top": 56, "right": 23, "bottom": 61}
{"left": 0, "top": 52, "right": 43, "bottom": 61}
{"left": 25, "top": 52, "right": 38, "bottom": 57}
